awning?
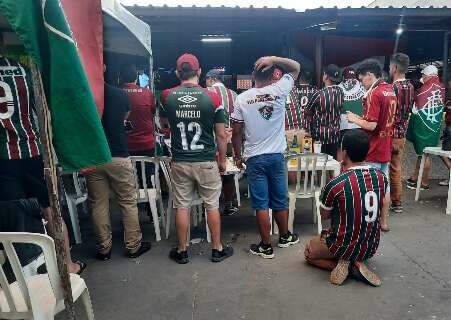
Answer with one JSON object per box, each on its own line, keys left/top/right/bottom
{"left": 102, "top": 0, "right": 152, "bottom": 58}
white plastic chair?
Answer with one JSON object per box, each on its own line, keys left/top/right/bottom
{"left": 131, "top": 156, "right": 166, "bottom": 242}
{"left": 0, "top": 232, "right": 94, "bottom": 320}
{"left": 286, "top": 153, "right": 328, "bottom": 234}
{"left": 63, "top": 173, "right": 88, "bottom": 245}
{"left": 160, "top": 160, "right": 211, "bottom": 243}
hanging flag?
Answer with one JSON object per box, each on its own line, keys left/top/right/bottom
{"left": 61, "top": 0, "right": 104, "bottom": 115}
{"left": 407, "top": 77, "right": 445, "bottom": 155}
{"left": 0, "top": 0, "right": 111, "bottom": 171}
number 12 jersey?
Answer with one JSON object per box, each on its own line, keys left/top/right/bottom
{"left": 320, "top": 166, "right": 388, "bottom": 262}
{"left": 160, "top": 83, "right": 225, "bottom": 162}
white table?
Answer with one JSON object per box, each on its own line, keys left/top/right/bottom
{"left": 286, "top": 155, "right": 341, "bottom": 177}
{"left": 415, "top": 147, "right": 451, "bottom": 215}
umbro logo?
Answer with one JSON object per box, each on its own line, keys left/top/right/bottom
{"left": 178, "top": 95, "right": 197, "bottom": 104}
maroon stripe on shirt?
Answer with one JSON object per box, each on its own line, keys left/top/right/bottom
{"left": 3, "top": 119, "right": 20, "bottom": 158}
{"left": 14, "top": 74, "right": 39, "bottom": 157}
{"left": 342, "top": 172, "right": 363, "bottom": 259}
{"left": 356, "top": 170, "right": 377, "bottom": 261}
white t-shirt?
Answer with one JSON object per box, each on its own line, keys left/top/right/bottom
{"left": 231, "top": 73, "right": 294, "bottom": 159}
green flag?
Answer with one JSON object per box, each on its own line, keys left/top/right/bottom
{"left": 0, "top": 0, "right": 111, "bottom": 171}
{"left": 406, "top": 78, "right": 445, "bottom": 155}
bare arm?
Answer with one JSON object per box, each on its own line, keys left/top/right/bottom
{"left": 255, "top": 56, "right": 300, "bottom": 80}
{"left": 231, "top": 121, "right": 244, "bottom": 168}
{"left": 347, "top": 112, "right": 377, "bottom": 131}
{"left": 215, "top": 122, "right": 227, "bottom": 173}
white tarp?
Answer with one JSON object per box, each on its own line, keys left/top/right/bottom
{"left": 101, "top": 0, "right": 152, "bottom": 57}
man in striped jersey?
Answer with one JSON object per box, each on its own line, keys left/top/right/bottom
{"left": 347, "top": 60, "right": 396, "bottom": 232}
{"left": 307, "top": 64, "right": 344, "bottom": 159}
{"left": 388, "top": 53, "right": 415, "bottom": 214}
{"left": 285, "top": 69, "right": 317, "bottom": 131}
{"left": 304, "top": 129, "right": 385, "bottom": 287}
{"left": 0, "top": 48, "right": 85, "bottom": 274}
{"left": 206, "top": 69, "right": 239, "bottom": 216}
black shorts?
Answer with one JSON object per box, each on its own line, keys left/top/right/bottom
{"left": 0, "top": 156, "right": 50, "bottom": 208}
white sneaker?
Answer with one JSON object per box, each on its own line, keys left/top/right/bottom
{"left": 439, "top": 180, "right": 449, "bottom": 186}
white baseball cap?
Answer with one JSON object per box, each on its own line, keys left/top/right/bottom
{"left": 421, "top": 65, "right": 438, "bottom": 76}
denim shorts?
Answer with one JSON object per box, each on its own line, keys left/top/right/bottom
{"left": 367, "top": 162, "right": 390, "bottom": 193}
{"left": 246, "top": 153, "right": 287, "bottom": 211}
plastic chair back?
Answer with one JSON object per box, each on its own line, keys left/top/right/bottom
{"left": 131, "top": 156, "right": 161, "bottom": 202}
{"left": 0, "top": 233, "right": 62, "bottom": 318}
{"left": 286, "top": 153, "right": 329, "bottom": 197}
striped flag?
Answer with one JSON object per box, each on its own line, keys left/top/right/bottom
{"left": 0, "top": 0, "right": 111, "bottom": 171}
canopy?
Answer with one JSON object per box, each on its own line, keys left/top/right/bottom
{"left": 102, "top": 0, "right": 152, "bottom": 58}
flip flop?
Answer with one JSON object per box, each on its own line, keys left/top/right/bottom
{"left": 75, "top": 260, "right": 87, "bottom": 275}
{"left": 381, "top": 225, "right": 390, "bottom": 232}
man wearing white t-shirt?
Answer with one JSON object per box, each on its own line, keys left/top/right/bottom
{"left": 231, "top": 56, "right": 300, "bottom": 259}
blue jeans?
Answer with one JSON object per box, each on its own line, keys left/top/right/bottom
{"left": 246, "top": 153, "right": 287, "bottom": 211}
{"left": 367, "top": 162, "right": 390, "bottom": 193}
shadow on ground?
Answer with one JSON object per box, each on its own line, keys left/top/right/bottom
{"left": 59, "top": 181, "right": 451, "bottom": 320}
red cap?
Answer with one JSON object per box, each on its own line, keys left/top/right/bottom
{"left": 176, "top": 53, "right": 200, "bottom": 71}
{"left": 342, "top": 67, "right": 356, "bottom": 80}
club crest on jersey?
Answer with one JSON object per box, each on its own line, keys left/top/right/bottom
{"left": 178, "top": 95, "right": 197, "bottom": 104}
{"left": 258, "top": 105, "right": 273, "bottom": 120}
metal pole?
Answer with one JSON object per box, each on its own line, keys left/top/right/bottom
{"left": 442, "top": 31, "right": 450, "bottom": 85}
{"left": 315, "top": 34, "right": 323, "bottom": 88}
{"left": 30, "top": 62, "right": 76, "bottom": 320}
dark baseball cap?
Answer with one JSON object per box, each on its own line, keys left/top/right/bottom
{"left": 324, "top": 64, "right": 342, "bottom": 82}
{"left": 176, "top": 53, "right": 200, "bottom": 71}
{"left": 205, "top": 69, "right": 222, "bottom": 79}
{"left": 342, "top": 67, "right": 356, "bottom": 80}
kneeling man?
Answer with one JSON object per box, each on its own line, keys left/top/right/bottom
{"left": 304, "top": 129, "right": 386, "bottom": 286}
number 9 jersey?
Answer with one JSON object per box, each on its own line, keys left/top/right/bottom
{"left": 320, "top": 166, "right": 388, "bottom": 262}
{"left": 160, "top": 83, "right": 225, "bottom": 162}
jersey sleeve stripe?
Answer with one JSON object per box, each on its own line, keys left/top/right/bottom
{"left": 230, "top": 116, "right": 244, "bottom": 123}
{"left": 320, "top": 202, "right": 333, "bottom": 211}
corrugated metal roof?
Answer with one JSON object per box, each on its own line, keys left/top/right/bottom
{"left": 367, "top": 0, "right": 449, "bottom": 8}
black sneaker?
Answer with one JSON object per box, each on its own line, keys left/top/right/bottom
{"left": 406, "top": 182, "right": 429, "bottom": 190}
{"left": 169, "top": 247, "right": 189, "bottom": 264}
{"left": 211, "top": 246, "right": 234, "bottom": 262}
{"left": 128, "top": 241, "right": 151, "bottom": 258}
{"left": 222, "top": 206, "right": 239, "bottom": 216}
{"left": 249, "top": 242, "right": 274, "bottom": 259}
{"left": 278, "top": 231, "right": 300, "bottom": 248}
{"left": 406, "top": 178, "right": 416, "bottom": 186}
{"left": 389, "top": 204, "right": 403, "bottom": 214}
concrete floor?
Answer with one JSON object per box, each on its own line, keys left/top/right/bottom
{"left": 64, "top": 181, "right": 451, "bottom": 320}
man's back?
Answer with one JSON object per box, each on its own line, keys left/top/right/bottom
{"left": 308, "top": 85, "right": 344, "bottom": 144}
{"left": 363, "top": 80, "right": 397, "bottom": 163}
{"left": 0, "top": 56, "right": 41, "bottom": 160}
{"left": 123, "top": 83, "right": 156, "bottom": 152}
{"left": 285, "top": 84, "right": 317, "bottom": 131}
{"left": 232, "top": 73, "right": 294, "bottom": 159}
{"left": 160, "top": 84, "right": 223, "bottom": 162}
{"left": 103, "top": 83, "right": 130, "bottom": 157}
{"left": 207, "top": 83, "right": 237, "bottom": 127}
{"left": 392, "top": 79, "right": 415, "bottom": 138}
{"left": 321, "top": 166, "right": 387, "bottom": 261}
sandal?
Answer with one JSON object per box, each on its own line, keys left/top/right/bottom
{"left": 381, "top": 225, "right": 390, "bottom": 232}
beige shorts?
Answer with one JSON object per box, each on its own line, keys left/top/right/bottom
{"left": 171, "top": 161, "right": 222, "bottom": 210}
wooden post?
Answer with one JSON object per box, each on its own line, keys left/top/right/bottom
{"left": 315, "top": 34, "right": 323, "bottom": 88}
{"left": 30, "top": 62, "right": 76, "bottom": 320}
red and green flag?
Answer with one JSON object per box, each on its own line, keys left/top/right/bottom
{"left": 0, "top": 0, "right": 111, "bottom": 171}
